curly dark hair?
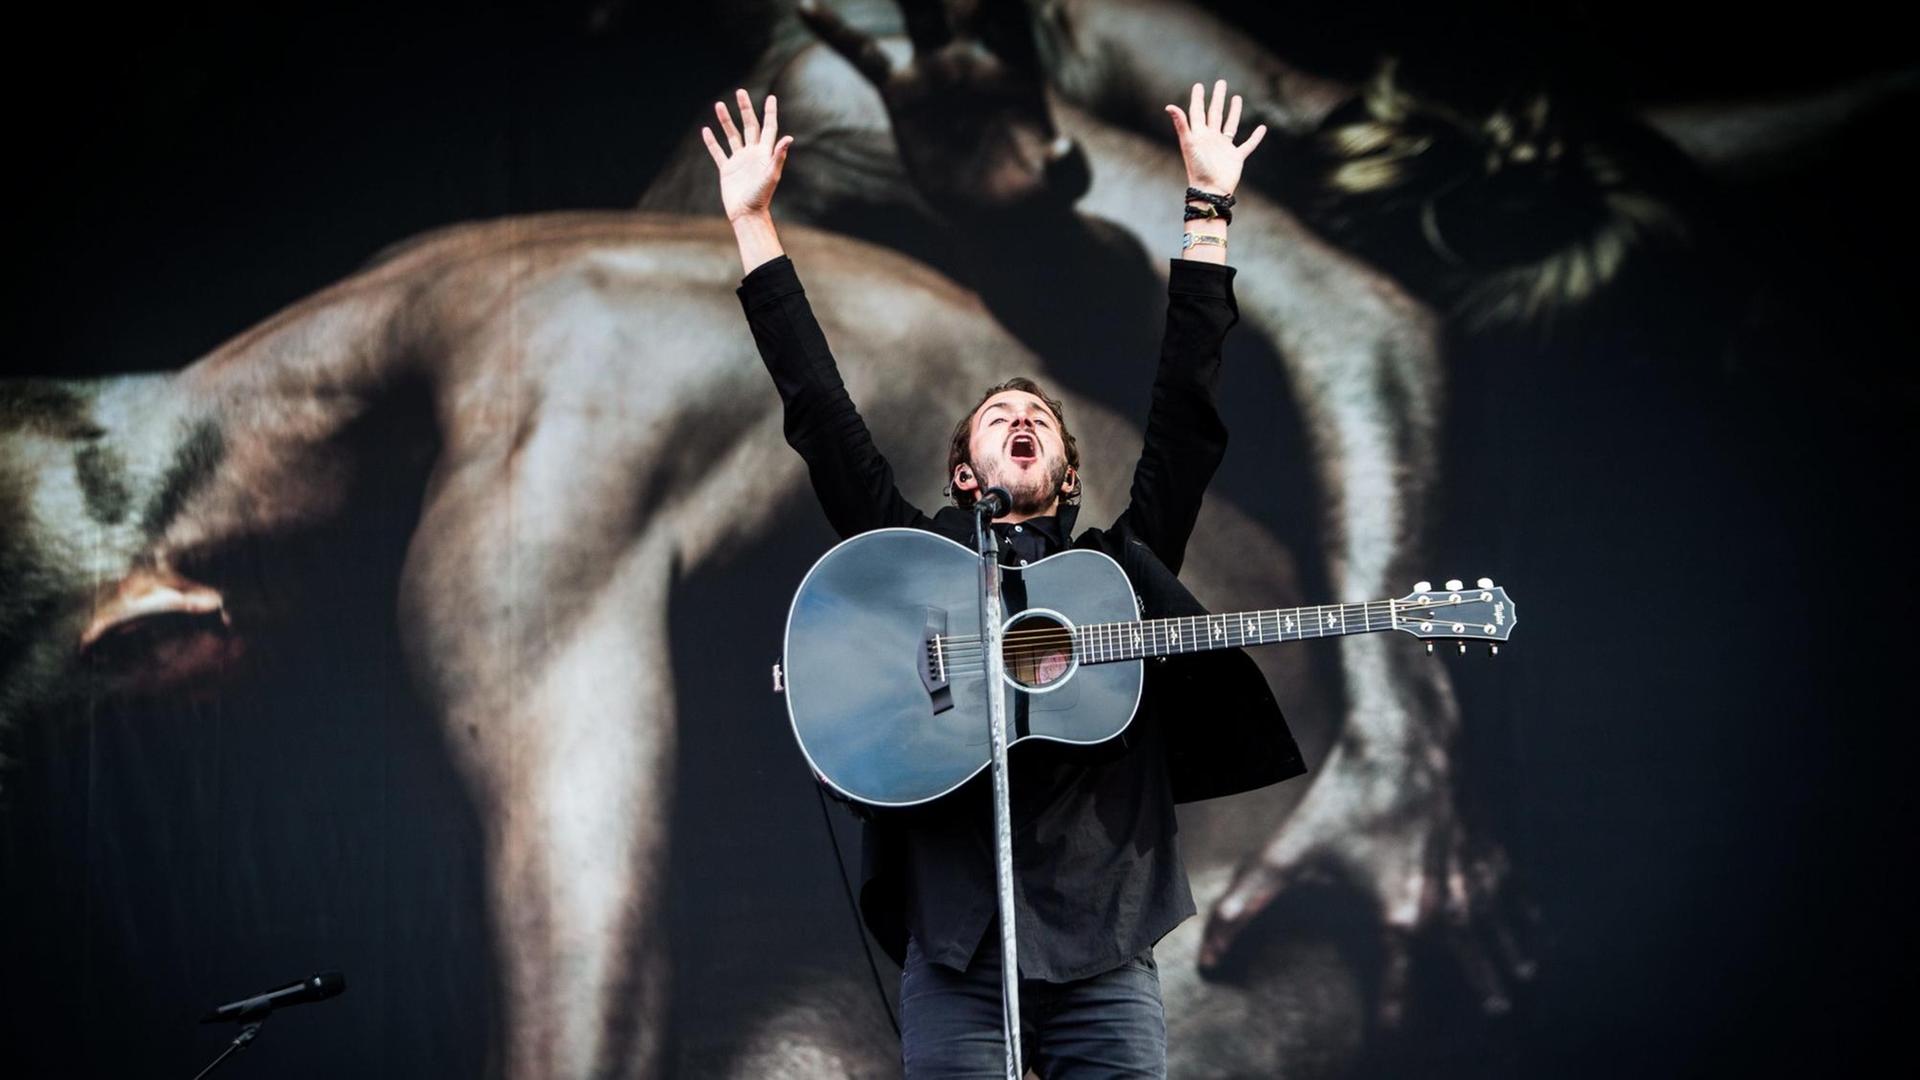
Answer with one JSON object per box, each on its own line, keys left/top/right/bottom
{"left": 944, "top": 377, "right": 1081, "bottom": 510}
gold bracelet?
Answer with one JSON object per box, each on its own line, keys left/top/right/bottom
{"left": 1181, "top": 232, "right": 1227, "bottom": 251}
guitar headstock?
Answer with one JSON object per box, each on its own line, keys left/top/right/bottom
{"left": 1394, "top": 578, "right": 1517, "bottom": 654}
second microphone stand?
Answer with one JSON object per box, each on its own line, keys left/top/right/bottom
{"left": 190, "top": 1016, "right": 267, "bottom": 1080}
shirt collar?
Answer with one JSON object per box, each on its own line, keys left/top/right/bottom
{"left": 1000, "top": 511, "right": 1066, "bottom": 548}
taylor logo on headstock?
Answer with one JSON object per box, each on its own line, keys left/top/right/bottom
{"left": 1395, "top": 578, "right": 1518, "bottom": 656}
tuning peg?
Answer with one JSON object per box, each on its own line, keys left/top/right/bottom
{"left": 1489, "top": 644, "right": 1499, "bottom": 657}
{"left": 1477, "top": 577, "right": 1493, "bottom": 589}
{"left": 1445, "top": 579, "right": 1464, "bottom": 592}
{"left": 1414, "top": 580, "right": 1432, "bottom": 593}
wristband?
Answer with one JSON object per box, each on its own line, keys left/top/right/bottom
{"left": 1184, "top": 187, "right": 1235, "bottom": 225}
{"left": 1181, "top": 232, "right": 1227, "bottom": 251}
{"left": 1185, "top": 186, "right": 1236, "bottom": 208}
{"left": 1184, "top": 203, "right": 1232, "bottom": 225}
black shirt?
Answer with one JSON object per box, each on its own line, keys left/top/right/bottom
{"left": 895, "top": 512, "right": 1194, "bottom": 981}
{"left": 739, "top": 254, "right": 1303, "bottom": 981}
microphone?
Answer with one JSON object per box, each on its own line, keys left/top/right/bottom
{"left": 200, "top": 972, "right": 346, "bottom": 1023}
{"left": 976, "top": 486, "right": 1014, "bottom": 517}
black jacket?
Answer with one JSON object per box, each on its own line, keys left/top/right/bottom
{"left": 739, "top": 254, "right": 1305, "bottom": 976}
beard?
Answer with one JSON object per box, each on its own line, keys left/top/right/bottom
{"left": 984, "top": 455, "right": 1068, "bottom": 516}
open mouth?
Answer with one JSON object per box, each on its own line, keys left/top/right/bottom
{"left": 78, "top": 591, "right": 245, "bottom": 694}
{"left": 1008, "top": 433, "right": 1039, "bottom": 463}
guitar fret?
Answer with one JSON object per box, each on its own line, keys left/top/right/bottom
{"left": 1073, "top": 597, "right": 1418, "bottom": 667}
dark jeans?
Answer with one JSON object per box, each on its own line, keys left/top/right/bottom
{"left": 899, "top": 934, "right": 1168, "bottom": 1079}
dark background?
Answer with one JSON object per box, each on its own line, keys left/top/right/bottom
{"left": 3, "top": 1, "right": 1912, "bottom": 1076}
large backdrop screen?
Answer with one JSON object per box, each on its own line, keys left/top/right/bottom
{"left": 2, "top": 1, "right": 1910, "bottom": 1076}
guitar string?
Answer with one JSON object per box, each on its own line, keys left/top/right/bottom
{"left": 933, "top": 626, "right": 1485, "bottom": 667}
{"left": 929, "top": 594, "right": 1487, "bottom": 649}
{"left": 932, "top": 624, "right": 1499, "bottom": 679}
{"left": 929, "top": 596, "right": 1485, "bottom": 652}
{"left": 935, "top": 627, "right": 1480, "bottom": 672}
{"left": 927, "top": 599, "right": 1500, "bottom": 674}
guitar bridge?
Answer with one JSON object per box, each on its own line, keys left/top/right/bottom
{"left": 919, "top": 608, "right": 954, "bottom": 715}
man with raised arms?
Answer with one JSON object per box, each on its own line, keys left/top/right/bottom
{"left": 704, "top": 79, "right": 1306, "bottom": 1077}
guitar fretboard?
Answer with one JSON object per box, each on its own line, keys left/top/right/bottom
{"left": 1071, "top": 601, "right": 1399, "bottom": 664}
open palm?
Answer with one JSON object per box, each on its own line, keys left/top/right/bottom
{"left": 703, "top": 89, "right": 793, "bottom": 222}
{"left": 1165, "top": 80, "right": 1268, "bottom": 195}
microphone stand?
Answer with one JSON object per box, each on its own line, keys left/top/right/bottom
{"left": 190, "top": 1015, "right": 268, "bottom": 1080}
{"left": 974, "top": 495, "right": 1022, "bottom": 1080}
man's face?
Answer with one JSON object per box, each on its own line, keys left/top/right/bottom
{"left": 959, "top": 390, "right": 1071, "bottom": 517}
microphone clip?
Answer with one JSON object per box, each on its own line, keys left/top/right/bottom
{"left": 975, "top": 485, "right": 1014, "bottom": 519}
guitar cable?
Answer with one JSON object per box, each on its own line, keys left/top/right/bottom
{"left": 813, "top": 781, "right": 902, "bottom": 1039}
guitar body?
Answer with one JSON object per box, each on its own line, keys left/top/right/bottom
{"left": 783, "top": 528, "right": 1144, "bottom": 807}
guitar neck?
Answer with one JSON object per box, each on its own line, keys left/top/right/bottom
{"left": 1073, "top": 601, "right": 1399, "bottom": 664}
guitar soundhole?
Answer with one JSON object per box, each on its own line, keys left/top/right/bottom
{"left": 1005, "top": 614, "right": 1075, "bottom": 690}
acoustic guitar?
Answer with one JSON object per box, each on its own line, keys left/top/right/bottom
{"left": 778, "top": 528, "right": 1516, "bottom": 808}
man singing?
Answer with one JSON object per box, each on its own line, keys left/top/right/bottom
{"left": 706, "top": 79, "right": 1305, "bottom": 1077}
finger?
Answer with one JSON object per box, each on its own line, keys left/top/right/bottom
{"left": 1188, "top": 82, "right": 1205, "bottom": 130}
{"left": 762, "top": 94, "right": 779, "bottom": 146}
{"left": 1208, "top": 79, "right": 1227, "bottom": 130}
{"left": 736, "top": 88, "right": 760, "bottom": 144}
{"left": 772, "top": 135, "right": 793, "bottom": 173}
{"left": 1163, "top": 104, "right": 1189, "bottom": 139}
{"left": 1237, "top": 123, "right": 1268, "bottom": 157}
{"left": 1484, "top": 855, "right": 1543, "bottom": 983}
{"left": 699, "top": 125, "right": 727, "bottom": 166}
{"left": 714, "top": 99, "right": 743, "bottom": 150}
{"left": 896, "top": 0, "right": 952, "bottom": 52}
{"left": 1448, "top": 934, "right": 1514, "bottom": 1016}
{"left": 1197, "top": 868, "right": 1289, "bottom": 971}
{"left": 1487, "top": 911, "right": 1538, "bottom": 984}
{"left": 1376, "top": 928, "right": 1415, "bottom": 1033}
{"left": 797, "top": 0, "right": 895, "bottom": 85}
{"left": 1224, "top": 94, "right": 1242, "bottom": 138}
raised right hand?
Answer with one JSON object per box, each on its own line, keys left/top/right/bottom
{"left": 703, "top": 89, "right": 792, "bottom": 222}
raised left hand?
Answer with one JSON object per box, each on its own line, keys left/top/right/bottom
{"left": 1165, "top": 80, "right": 1268, "bottom": 196}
